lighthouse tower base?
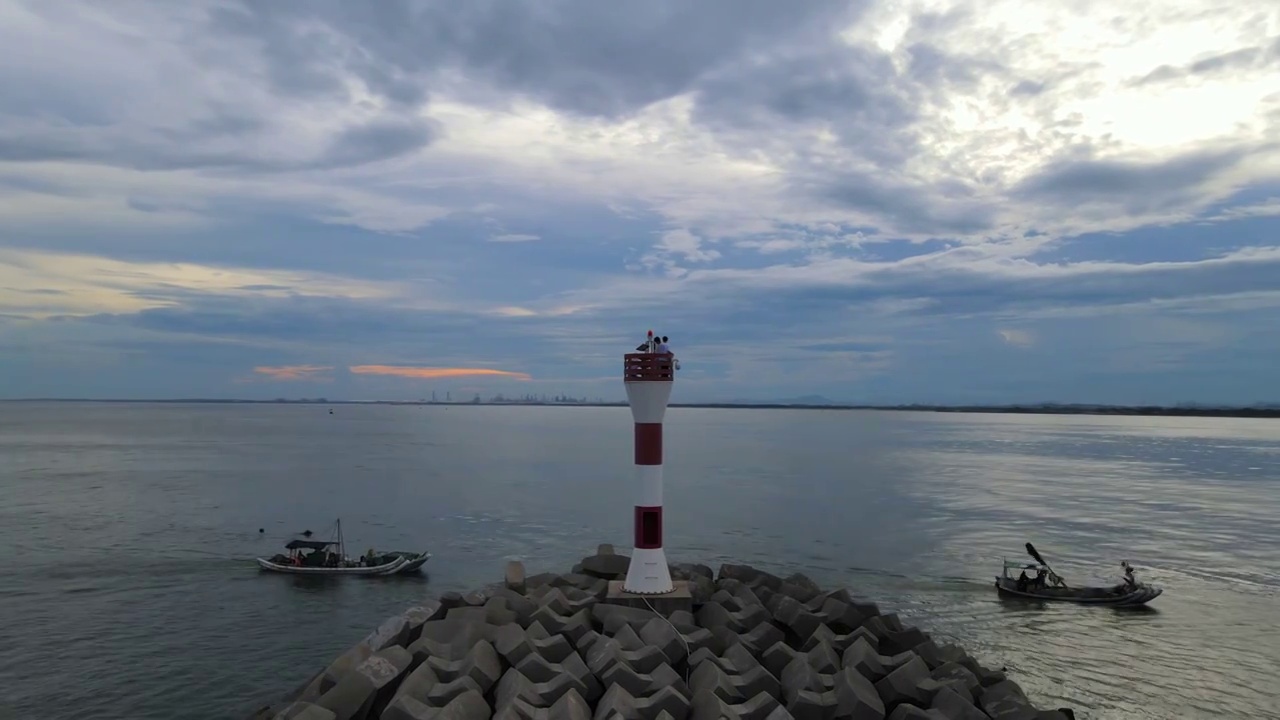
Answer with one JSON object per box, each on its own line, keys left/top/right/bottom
{"left": 604, "top": 580, "right": 693, "bottom": 615}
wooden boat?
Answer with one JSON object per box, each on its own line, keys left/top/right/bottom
{"left": 995, "top": 543, "right": 1163, "bottom": 607}
{"left": 363, "top": 550, "right": 432, "bottom": 574}
{"left": 256, "top": 553, "right": 407, "bottom": 575}
{"left": 256, "top": 519, "right": 410, "bottom": 576}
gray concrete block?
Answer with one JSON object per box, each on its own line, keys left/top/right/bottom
{"left": 425, "top": 677, "right": 487, "bottom": 707}
{"left": 929, "top": 662, "right": 980, "bottom": 700}
{"left": 580, "top": 552, "right": 631, "bottom": 580}
{"left": 978, "top": 680, "right": 1037, "bottom": 720}
{"left": 806, "top": 641, "right": 841, "bottom": 675}
{"left": 738, "top": 621, "right": 786, "bottom": 657}
{"left": 304, "top": 642, "right": 374, "bottom": 700}
{"left": 391, "top": 663, "right": 439, "bottom": 705}
{"left": 697, "top": 601, "right": 771, "bottom": 634}
{"left": 670, "top": 562, "right": 715, "bottom": 582}
{"left": 495, "top": 667, "right": 595, "bottom": 712}
{"left": 382, "top": 689, "right": 492, "bottom": 720}
{"left": 612, "top": 623, "right": 646, "bottom": 651}
{"left": 761, "top": 641, "right": 799, "bottom": 679}
{"left": 530, "top": 606, "right": 592, "bottom": 645}
{"left": 690, "top": 689, "right": 790, "bottom": 720}
{"left": 493, "top": 688, "right": 592, "bottom": 720}
{"left": 640, "top": 616, "right": 711, "bottom": 665}
{"left": 782, "top": 573, "right": 821, "bottom": 600}
{"left": 402, "top": 603, "right": 449, "bottom": 646}
{"left": 880, "top": 628, "right": 931, "bottom": 657}
{"left": 489, "top": 588, "right": 539, "bottom": 628}
{"left": 887, "top": 706, "right": 945, "bottom": 720}
{"left": 930, "top": 686, "right": 987, "bottom": 720}
{"left": 440, "top": 592, "right": 466, "bottom": 609}
{"left": 815, "top": 597, "right": 873, "bottom": 634}
{"left": 364, "top": 615, "right": 411, "bottom": 653}
{"left": 859, "top": 616, "right": 891, "bottom": 641}
{"left": 599, "top": 660, "right": 691, "bottom": 701}
{"left": 534, "top": 587, "right": 597, "bottom": 616}
{"left": 842, "top": 637, "right": 888, "bottom": 682}
{"left": 593, "top": 684, "right": 692, "bottom": 720}
{"left": 423, "top": 639, "right": 503, "bottom": 694}
{"left": 667, "top": 610, "right": 700, "bottom": 633}
{"left": 317, "top": 646, "right": 412, "bottom": 720}
{"left": 769, "top": 596, "right": 825, "bottom": 642}
{"left": 833, "top": 667, "right": 885, "bottom": 720}
{"left": 549, "top": 573, "right": 610, "bottom": 598}
{"left": 584, "top": 636, "right": 667, "bottom": 676}
{"left": 880, "top": 614, "right": 905, "bottom": 633}
{"left": 692, "top": 659, "right": 781, "bottom": 703}
{"left": 463, "top": 591, "right": 488, "bottom": 607}
{"left": 271, "top": 702, "right": 337, "bottom": 720}
{"left": 802, "top": 624, "right": 878, "bottom": 654}
{"left": 780, "top": 656, "right": 827, "bottom": 703}
{"left": 716, "top": 564, "right": 785, "bottom": 593}
{"left": 873, "top": 656, "right": 934, "bottom": 712}
{"left": 801, "top": 588, "right": 853, "bottom": 613}
{"left": 447, "top": 598, "right": 518, "bottom": 627}
{"left": 494, "top": 622, "right": 575, "bottom": 666}
{"left": 514, "top": 651, "right": 602, "bottom": 703}
{"left": 715, "top": 579, "right": 766, "bottom": 610}
{"left": 413, "top": 619, "right": 500, "bottom": 661}
{"left": 506, "top": 562, "right": 527, "bottom": 594}
{"left": 592, "top": 603, "right": 660, "bottom": 635}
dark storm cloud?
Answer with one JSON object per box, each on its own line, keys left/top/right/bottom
{"left": 1012, "top": 148, "right": 1254, "bottom": 215}
{"left": 211, "top": 0, "right": 864, "bottom": 119}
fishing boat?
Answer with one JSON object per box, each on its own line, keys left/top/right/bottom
{"left": 256, "top": 519, "right": 409, "bottom": 576}
{"left": 361, "top": 549, "right": 432, "bottom": 574}
{"left": 994, "top": 543, "right": 1163, "bottom": 606}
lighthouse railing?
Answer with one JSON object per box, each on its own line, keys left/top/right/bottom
{"left": 623, "top": 353, "right": 676, "bottom": 381}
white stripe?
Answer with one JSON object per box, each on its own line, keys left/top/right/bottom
{"left": 635, "top": 464, "right": 663, "bottom": 506}
{"left": 626, "top": 382, "right": 672, "bottom": 423}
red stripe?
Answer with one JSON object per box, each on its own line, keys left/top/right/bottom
{"left": 634, "top": 505, "right": 663, "bottom": 549}
{"left": 634, "top": 423, "right": 662, "bottom": 465}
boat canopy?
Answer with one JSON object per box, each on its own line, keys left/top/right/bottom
{"left": 1003, "top": 560, "right": 1046, "bottom": 571}
{"left": 285, "top": 539, "right": 338, "bottom": 551}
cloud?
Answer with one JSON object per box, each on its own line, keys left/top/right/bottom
{"left": 251, "top": 365, "right": 334, "bottom": 381}
{"left": 998, "top": 329, "right": 1034, "bottom": 347}
{"left": 1, "top": 0, "right": 1278, "bottom": 404}
{"left": 349, "top": 365, "right": 532, "bottom": 381}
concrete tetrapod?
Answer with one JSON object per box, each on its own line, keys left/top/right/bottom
{"left": 247, "top": 551, "right": 1080, "bottom": 720}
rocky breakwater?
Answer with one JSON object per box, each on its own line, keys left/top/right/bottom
{"left": 250, "top": 546, "right": 1077, "bottom": 720}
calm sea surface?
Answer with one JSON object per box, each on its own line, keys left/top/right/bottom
{"left": 1, "top": 403, "right": 1277, "bottom": 719}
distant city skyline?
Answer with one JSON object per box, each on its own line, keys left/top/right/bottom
{"left": 1, "top": 1, "right": 1278, "bottom": 405}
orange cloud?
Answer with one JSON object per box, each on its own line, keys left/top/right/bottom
{"left": 252, "top": 365, "right": 335, "bottom": 381}
{"left": 349, "top": 365, "right": 532, "bottom": 381}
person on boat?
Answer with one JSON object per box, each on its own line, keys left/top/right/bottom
{"left": 1121, "top": 561, "right": 1138, "bottom": 590}
{"left": 1033, "top": 567, "right": 1048, "bottom": 589}
{"left": 1016, "top": 569, "right": 1030, "bottom": 592}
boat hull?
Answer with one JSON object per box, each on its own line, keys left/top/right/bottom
{"left": 995, "top": 577, "right": 1162, "bottom": 606}
{"left": 365, "top": 551, "right": 431, "bottom": 574}
{"left": 256, "top": 556, "right": 408, "bottom": 575}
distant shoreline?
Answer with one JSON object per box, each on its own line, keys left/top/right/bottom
{"left": 2, "top": 398, "right": 1278, "bottom": 418}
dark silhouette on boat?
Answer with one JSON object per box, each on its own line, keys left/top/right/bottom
{"left": 995, "top": 543, "right": 1163, "bottom": 606}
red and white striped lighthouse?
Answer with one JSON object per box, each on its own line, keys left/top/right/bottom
{"left": 622, "top": 333, "right": 676, "bottom": 594}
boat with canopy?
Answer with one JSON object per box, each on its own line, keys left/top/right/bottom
{"left": 256, "top": 519, "right": 414, "bottom": 575}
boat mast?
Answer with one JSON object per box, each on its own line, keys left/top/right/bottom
{"left": 337, "top": 518, "right": 344, "bottom": 560}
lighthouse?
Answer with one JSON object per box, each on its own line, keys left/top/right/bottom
{"left": 621, "top": 334, "right": 676, "bottom": 594}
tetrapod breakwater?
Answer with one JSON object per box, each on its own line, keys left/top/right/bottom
{"left": 249, "top": 545, "right": 1077, "bottom": 720}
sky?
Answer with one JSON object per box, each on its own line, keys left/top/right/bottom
{"left": 1, "top": 1, "right": 1278, "bottom": 405}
